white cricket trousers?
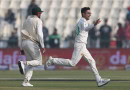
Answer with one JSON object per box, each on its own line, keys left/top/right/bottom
{"left": 52, "top": 43, "right": 101, "bottom": 82}
{"left": 22, "top": 39, "right": 42, "bottom": 82}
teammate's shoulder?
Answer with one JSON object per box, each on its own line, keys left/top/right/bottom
{"left": 37, "top": 18, "right": 42, "bottom": 22}
{"left": 35, "top": 17, "right": 42, "bottom": 24}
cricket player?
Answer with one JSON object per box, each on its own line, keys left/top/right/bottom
{"left": 45, "top": 7, "right": 110, "bottom": 87}
{"left": 18, "top": 6, "right": 45, "bottom": 87}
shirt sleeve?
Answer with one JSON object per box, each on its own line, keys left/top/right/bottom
{"left": 18, "top": 29, "right": 22, "bottom": 50}
{"left": 82, "top": 21, "right": 94, "bottom": 31}
{"left": 19, "top": 35, "right": 22, "bottom": 50}
{"left": 37, "top": 20, "right": 45, "bottom": 48}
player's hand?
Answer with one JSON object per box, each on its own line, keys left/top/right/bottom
{"left": 42, "top": 48, "right": 46, "bottom": 54}
{"left": 20, "top": 50, "right": 25, "bottom": 55}
{"left": 94, "top": 19, "right": 101, "bottom": 26}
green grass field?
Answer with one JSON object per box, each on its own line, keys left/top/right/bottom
{"left": 0, "top": 70, "right": 130, "bottom": 90}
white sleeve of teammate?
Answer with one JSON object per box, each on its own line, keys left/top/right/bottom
{"left": 85, "top": 24, "right": 94, "bottom": 31}
{"left": 19, "top": 36, "right": 22, "bottom": 50}
{"left": 82, "top": 22, "right": 94, "bottom": 31}
{"left": 37, "top": 20, "right": 45, "bottom": 48}
{"left": 19, "top": 29, "right": 22, "bottom": 50}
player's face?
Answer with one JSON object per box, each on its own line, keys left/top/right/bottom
{"left": 84, "top": 10, "right": 91, "bottom": 20}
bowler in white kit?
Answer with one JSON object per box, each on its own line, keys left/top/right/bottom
{"left": 45, "top": 7, "right": 110, "bottom": 87}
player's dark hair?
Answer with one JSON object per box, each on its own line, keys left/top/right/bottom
{"left": 81, "top": 7, "right": 90, "bottom": 16}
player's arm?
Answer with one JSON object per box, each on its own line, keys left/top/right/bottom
{"left": 83, "top": 22, "right": 94, "bottom": 31}
{"left": 37, "top": 20, "right": 45, "bottom": 52}
{"left": 19, "top": 31, "right": 22, "bottom": 50}
{"left": 84, "top": 19, "right": 101, "bottom": 31}
{"left": 19, "top": 29, "right": 25, "bottom": 55}
{"left": 85, "top": 24, "right": 94, "bottom": 31}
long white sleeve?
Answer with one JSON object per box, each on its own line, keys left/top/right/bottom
{"left": 85, "top": 24, "right": 94, "bottom": 31}
{"left": 37, "top": 20, "right": 44, "bottom": 48}
{"left": 83, "top": 21, "right": 94, "bottom": 31}
{"left": 18, "top": 28, "right": 22, "bottom": 50}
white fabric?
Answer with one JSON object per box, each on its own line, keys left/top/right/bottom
{"left": 75, "top": 17, "right": 94, "bottom": 44}
{"left": 22, "top": 40, "right": 42, "bottom": 66}
{"left": 37, "top": 19, "right": 44, "bottom": 48}
{"left": 52, "top": 43, "right": 101, "bottom": 82}
{"left": 21, "top": 40, "right": 43, "bottom": 83}
{"left": 22, "top": 15, "right": 44, "bottom": 49}
{"left": 24, "top": 66, "right": 33, "bottom": 83}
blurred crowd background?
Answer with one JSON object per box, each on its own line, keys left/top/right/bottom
{"left": 0, "top": 0, "right": 130, "bottom": 49}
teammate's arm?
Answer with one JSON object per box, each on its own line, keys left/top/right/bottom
{"left": 84, "top": 19, "right": 101, "bottom": 31}
{"left": 19, "top": 29, "right": 25, "bottom": 55}
{"left": 83, "top": 22, "right": 94, "bottom": 31}
{"left": 37, "top": 20, "right": 45, "bottom": 52}
{"left": 85, "top": 24, "right": 94, "bottom": 31}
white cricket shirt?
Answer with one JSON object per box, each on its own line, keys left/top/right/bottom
{"left": 75, "top": 17, "right": 94, "bottom": 44}
{"left": 21, "top": 15, "right": 44, "bottom": 48}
